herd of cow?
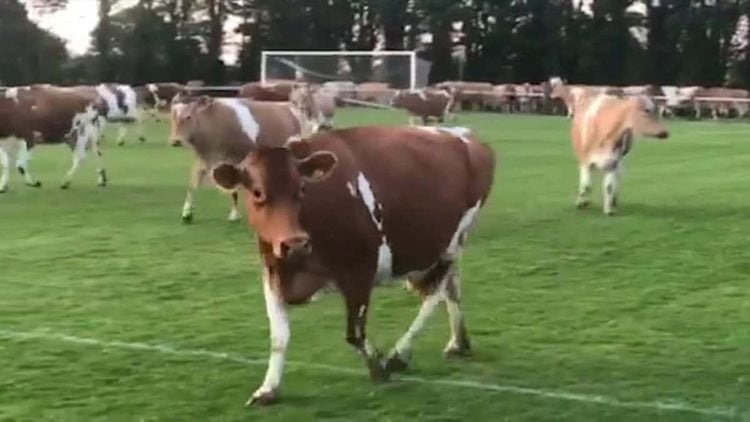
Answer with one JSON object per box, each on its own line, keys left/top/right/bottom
{"left": 0, "top": 78, "right": 671, "bottom": 406}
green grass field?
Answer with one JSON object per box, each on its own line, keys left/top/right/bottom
{"left": 1, "top": 109, "right": 749, "bottom": 421}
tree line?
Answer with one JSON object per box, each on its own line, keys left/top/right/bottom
{"left": 3, "top": 0, "right": 750, "bottom": 88}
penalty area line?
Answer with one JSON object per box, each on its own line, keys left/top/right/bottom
{"left": 0, "top": 328, "right": 738, "bottom": 419}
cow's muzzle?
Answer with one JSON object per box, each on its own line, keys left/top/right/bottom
{"left": 277, "top": 234, "right": 312, "bottom": 260}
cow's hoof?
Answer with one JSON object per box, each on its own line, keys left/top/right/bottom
{"left": 227, "top": 212, "right": 241, "bottom": 222}
{"left": 384, "top": 351, "right": 410, "bottom": 373}
{"left": 444, "top": 341, "right": 472, "bottom": 358}
{"left": 246, "top": 387, "right": 278, "bottom": 407}
{"left": 138, "top": 136, "right": 146, "bottom": 143}
{"left": 116, "top": 141, "right": 125, "bottom": 147}
{"left": 27, "top": 181, "right": 42, "bottom": 188}
{"left": 604, "top": 209, "right": 616, "bottom": 217}
{"left": 60, "top": 182, "right": 70, "bottom": 190}
{"left": 181, "top": 214, "right": 193, "bottom": 224}
{"left": 575, "top": 199, "right": 590, "bottom": 209}
{"left": 0, "top": 186, "right": 7, "bottom": 194}
{"left": 98, "top": 181, "right": 107, "bottom": 188}
{"left": 366, "top": 356, "right": 390, "bottom": 382}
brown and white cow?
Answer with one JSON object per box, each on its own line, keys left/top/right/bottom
{"left": 390, "top": 89, "right": 455, "bottom": 125}
{"left": 571, "top": 94, "right": 669, "bottom": 215}
{"left": 169, "top": 95, "right": 310, "bottom": 222}
{"left": 0, "top": 85, "right": 107, "bottom": 191}
{"left": 134, "top": 82, "right": 186, "bottom": 120}
{"left": 209, "top": 125, "right": 496, "bottom": 405}
{"left": 66, "top": 84, "right": 145, "bottom": 146}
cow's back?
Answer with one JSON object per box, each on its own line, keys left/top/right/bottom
{"left": 299, "top": 126, "right": 495, "bottom": 276}
{"left": 246, "top": 101, "right": 301, "bottom": 147}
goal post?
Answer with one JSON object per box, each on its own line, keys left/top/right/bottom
{"left": 260, "top": 50, "right": 422, "bottom": 90}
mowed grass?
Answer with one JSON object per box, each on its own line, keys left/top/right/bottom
{"left": 1, "top": 109, "right": 749, "bottom": 421}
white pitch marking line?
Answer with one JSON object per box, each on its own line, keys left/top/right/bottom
{"left": 0, "top": 328, "right": 738, "bottom": 419}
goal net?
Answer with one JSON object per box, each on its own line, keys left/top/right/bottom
{"left": 260, "top": 50, "right": 431, "bottom": 90}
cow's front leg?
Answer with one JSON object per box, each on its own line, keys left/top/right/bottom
{"left": 603, "top": 165, "right": 620, "bottom": 216}
{"left": 248, "top": 266, "right": 289, "bottom": 406}
{"left": 576, "top": 164, "right": 592, "bottom": 209}
{"left": 181, "top": 162, "right": 206, "bottom": 223}
{"left": 16, "top": 140, "right": 41, "bottom": 187}
{"left": 344, "top": 293, "right": 387, "bottom": 382}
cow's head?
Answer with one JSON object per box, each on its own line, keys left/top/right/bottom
{"left": 169, "top": 94, "right": 210, "bottom": 147}
{"left": 629, "top": 96, "right": 669, "bottom": 140}
{"left": 211, "top": 139, "right": 338, "bottom": 260}
{"left": 389, "top": 90, "right": 406, "bottom": 107}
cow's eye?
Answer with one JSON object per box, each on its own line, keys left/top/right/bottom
{"left": 299, "top": 185, "right": 306, "bottom": 198}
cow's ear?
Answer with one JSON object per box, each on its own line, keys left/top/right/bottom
{"left": 197, "top": 95, "right": 214, "bottom": 110}
{"left": 286, "top": 137, "right": 313, "bottom": 159}
{"left": 297, "top": 151, "right": 337, "bottom": 183}
{"left": 212, "top": 163, "right": 249, "bottom": 191}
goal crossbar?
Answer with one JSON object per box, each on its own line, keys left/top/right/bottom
{"left": 260, "top": 50, "right": 418, "bottom": 90}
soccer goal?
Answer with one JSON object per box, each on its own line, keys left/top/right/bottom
{"left": 260, "top": 50, "right": 429, "bottom": 90}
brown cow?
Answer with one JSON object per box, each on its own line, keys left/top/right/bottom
{"left": 0, "top": 85, "right": 107, "bottom": 190}
{"left": 169, "top": 95, "right": 309, "bottom": 222}
{"left": 239, "top": 82, "right": 297, "bottom": 101}
{"left": 390, "top": 89, "right": 455, "bottom": 125}
{"left": 571, "top": 94, "right": 669, "bottom": 215}
{"left": 209, "top": 125, "right": 496, "bottom": 405}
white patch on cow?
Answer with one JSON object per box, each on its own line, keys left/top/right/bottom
{"left": 437, "top": 126, "right": 472, "bottom": 143}
{"left": 588, "top": 150, "right": 618, "bottom": 170}
{"left": 5, "top": 88, "right": 19, "bottom": 102}
{"left": 96, "top": 85, "right": 119, "bottom": 118}
{"left": 216, "top": 98, "right": 260, "bottom": 142}
{"left": 346, "top": 181, "right": 356, "bottom": 197}
{"left": 355, "top": 172, "right": 392, "bottom": 281}
{"left": 417, "top": 126, "right": 472, "bottom": 143}
{"left": 147, "top": 84, "right": 158, "bottom": 94}
{"left": 446, "top": 200, "right": 482, "bottom": 257}
{"left": 117, "top": 85, "right": 138, "bottom": 118}
{"left": 582, "top": 94, "right": 608, "bottom": 145}
{"left": 254, "top": 267, "right": 289, "bottom": 398}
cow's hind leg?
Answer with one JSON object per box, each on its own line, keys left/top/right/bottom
{"left": 576, "top": 163, "right": 593, "bottom": 209}
{"left": 443, "top": 266, "right": 471, "bottom": 357}
{"left": 386, "top": 259, "right": 453, "bottom": 372}
{"left": 116, "top": 124, "right": 128, "bottom": 146}
{"left": 603, "top": 165, "right": 620, "bottom": 216}
{"left": 181, "top": 162, "right": 206, "bottom": 223}
{"left": 60, "top": 133, "right": 89, "bottom": 189}
{"left": 16, "top": 140, "right": 41, "bottom": 187}
{"left": 227, "top": 191, "right": 241, "bottom": 221}
{"left": 0, "top": 143, "right": 9, "bottom": 193}
{"left": 91, "top": 131, "right": 107, "bottom": 187}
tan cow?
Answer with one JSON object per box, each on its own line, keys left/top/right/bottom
{"left": 0, "top": 85, "right": 107, "bottom": 190}
{"left": 571, "top": 94, "right": 669, "bottom": 215}
{"left": 288, "top": 85, "right": 336, "bottom": 132}
{"left": 209, "top": 125, "right": 496, "bottom": 405}
{"left": 390, "top": 89, "right": 455, "bottom": 125}
{"left": 169, "top": 95, "right": 308, "bottom": 222}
